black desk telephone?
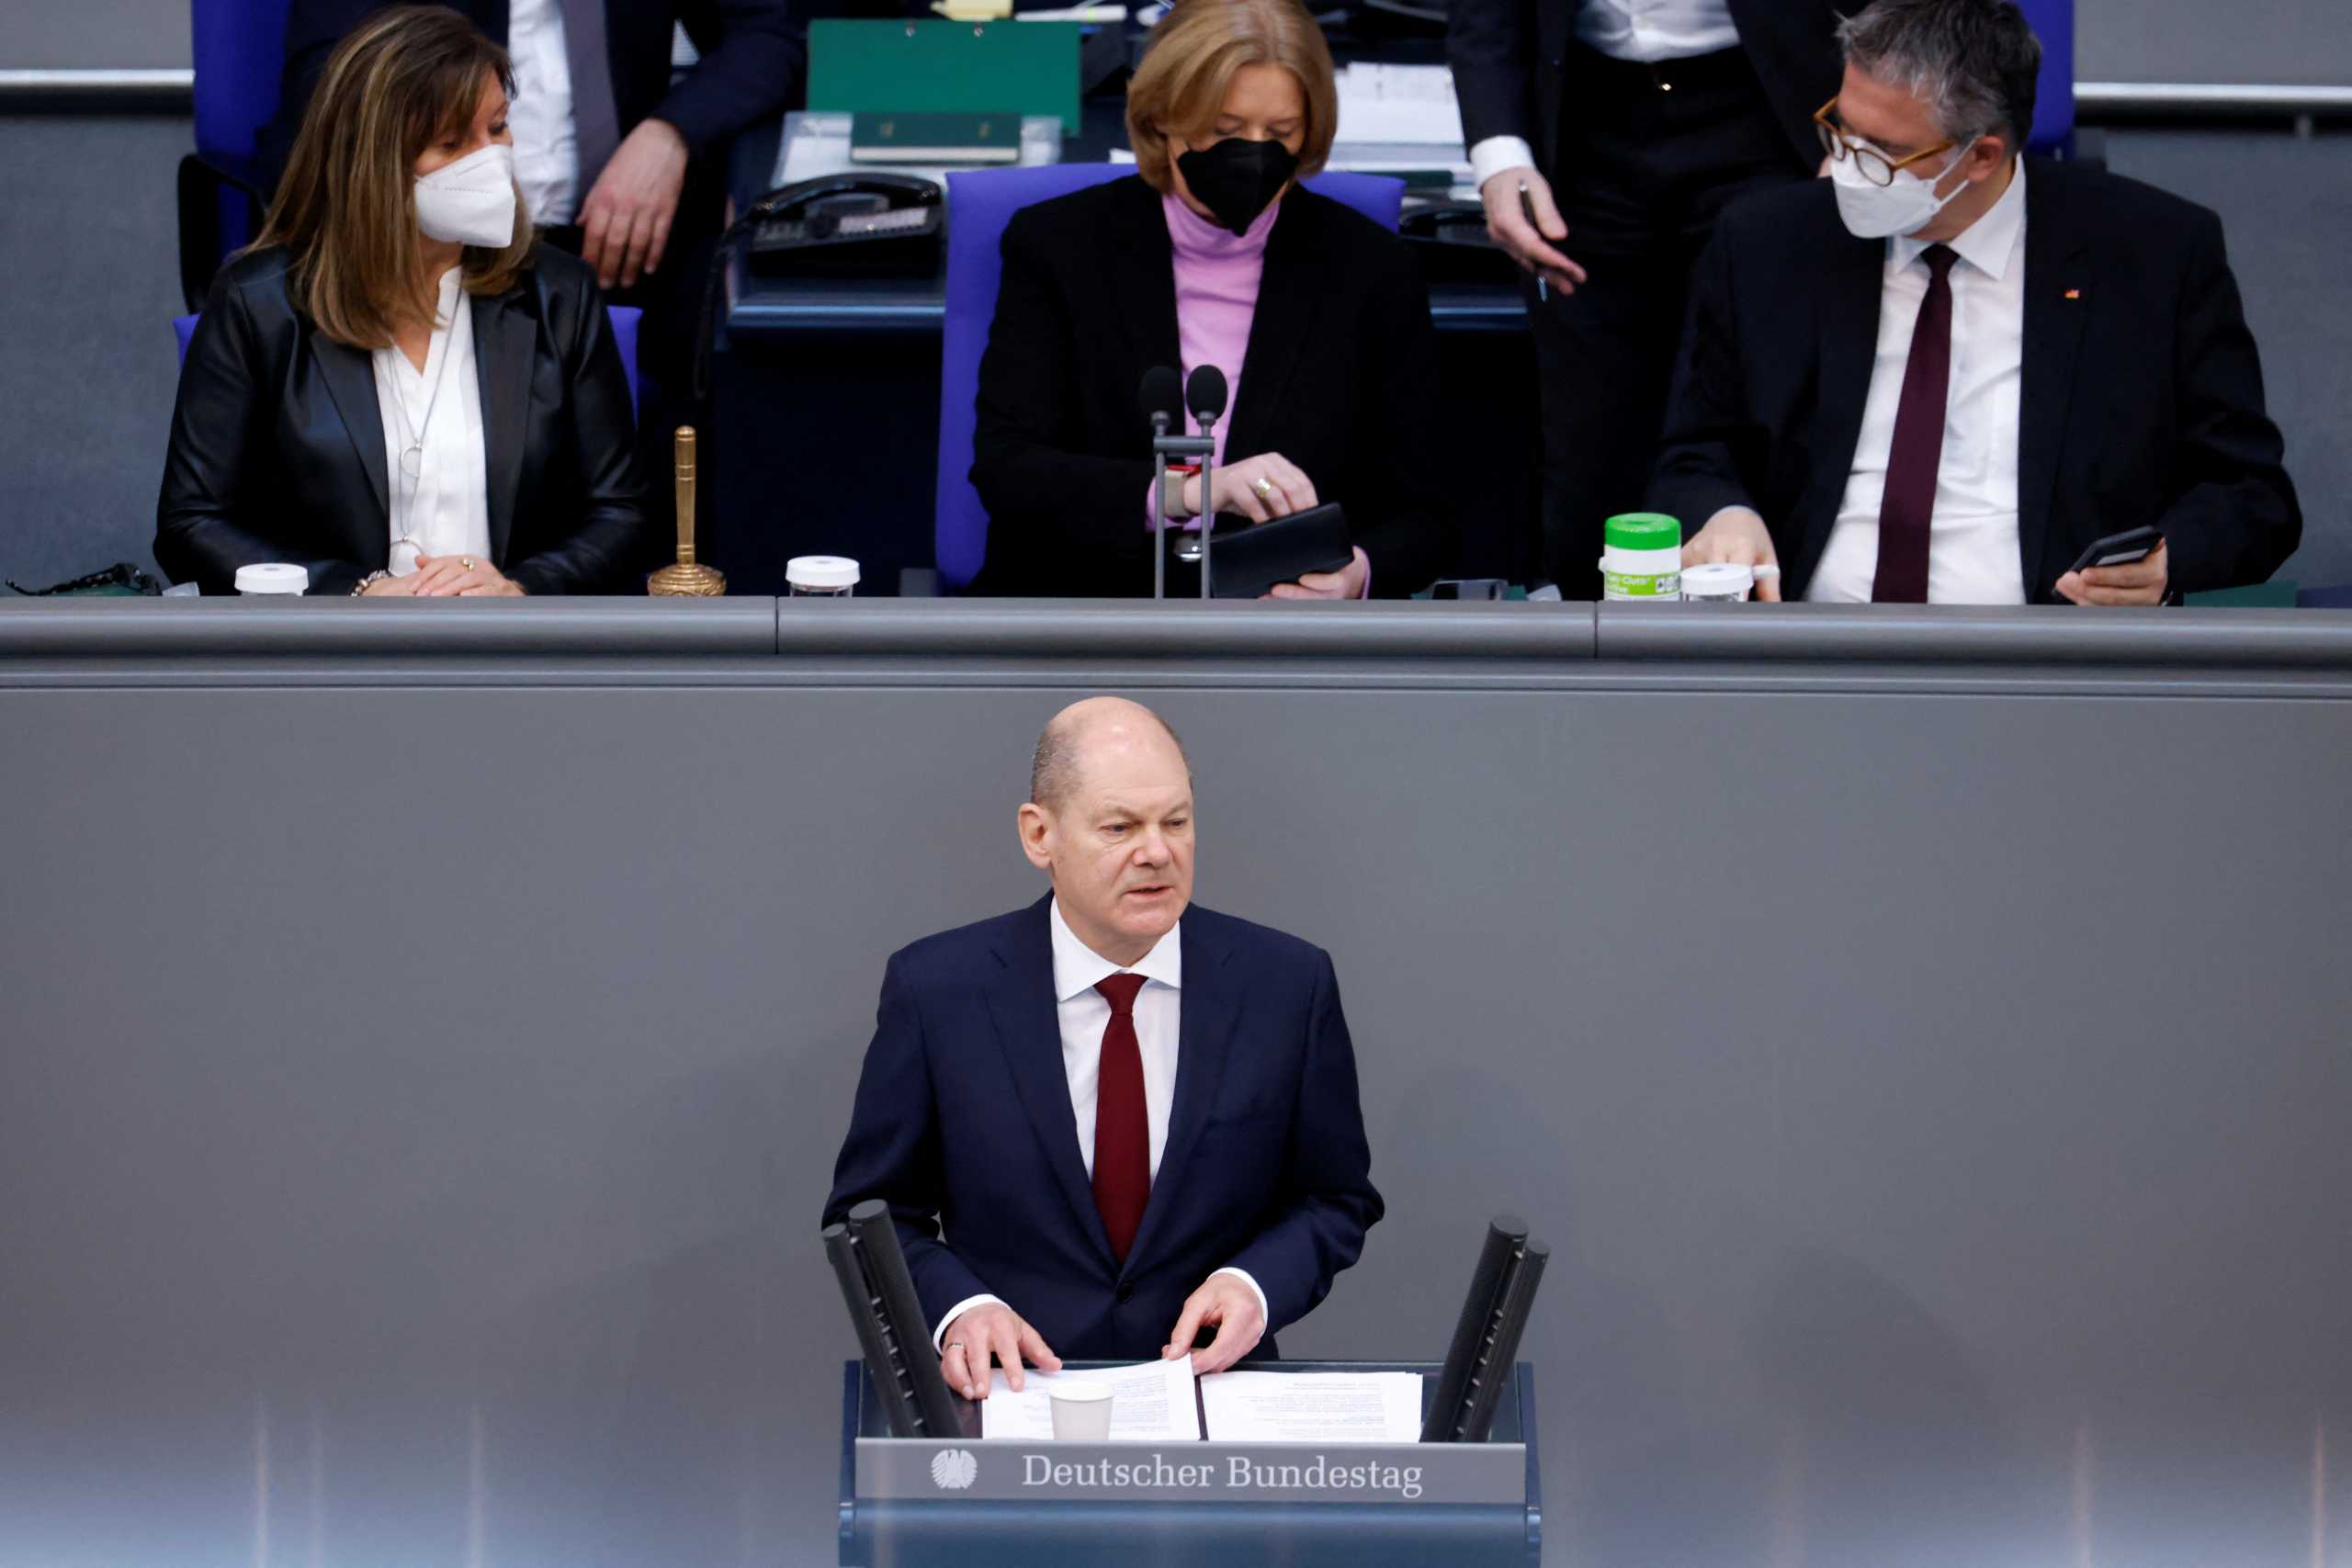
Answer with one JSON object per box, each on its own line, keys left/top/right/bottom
{"left": 744, "top": 172, "right": 944, "bottom": 279}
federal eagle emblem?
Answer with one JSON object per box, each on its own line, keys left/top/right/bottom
{"left": 930, "top": 1449, "right": 978, "bottom": 1491}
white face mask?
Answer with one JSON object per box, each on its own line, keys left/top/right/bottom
{"left": 1830, "top": 136, "right": 1979, "bottom": 240}
{"left": 413, "top": 142, "right": 517, "bottom": 249}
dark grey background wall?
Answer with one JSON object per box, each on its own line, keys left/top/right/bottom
{"left": 1, "top": 115, "right": 2344, "bottom": 596}
{"left": 3, "top": 626, "right": 2350, "bottom": 1567}
{"left": 6, "top": 0, "right": 2352, "bottom": 77}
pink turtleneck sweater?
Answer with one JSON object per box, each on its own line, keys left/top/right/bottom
{"left": 1147, "top": 190, "right": 1276, "bottom": 535}
{"left": 1144, "top": 187, "right": 1365, "bottom": 595}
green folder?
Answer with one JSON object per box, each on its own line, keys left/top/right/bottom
{"left": 808, "top": 19, "right": 1083, "bottom": 133}
{"left": 2185, "top": 582, "right": 2299, "bottom": 607}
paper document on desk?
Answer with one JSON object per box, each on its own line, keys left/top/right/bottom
{"left": 979, "top": 1358, "right": 1203, "bottom": 1441}
{"left": 1198, "top": 1371, "right": 1423, "bottom": 1443}
{"left": 1334, "top": 63, "right": 1464, "bottom": 145}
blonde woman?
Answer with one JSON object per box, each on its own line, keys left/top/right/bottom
{"left": 158, "top": 6, "right": 648, "bottom": 596}
{"left": 968, "top": 0, "right": 1453, "bottom": 599}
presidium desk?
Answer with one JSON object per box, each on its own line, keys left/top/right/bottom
{"left": 4, "top": 598, "right": 2349, "bottom": 1568}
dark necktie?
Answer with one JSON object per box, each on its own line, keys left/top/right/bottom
{"left": 557, "top": 0, "right": 623, "bottom": 197}
{"left": 1092, "top": 974, "right": 1150, "bottom": 1265}
{"left": 1873, "top": 243, "right": 1960, "bottom": 604}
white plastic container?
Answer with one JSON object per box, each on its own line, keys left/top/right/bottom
{"left": 1681, "top": 562, "right": 1755, "bottom": 603}
{"left": 234, "top": 563, "right": 308, "bottom": 595}
{"left": 1599, "top": 514, "right": 1680, "bottom": 602}
{"left": 786, "top": 555, "right": 860, "bottom": 596}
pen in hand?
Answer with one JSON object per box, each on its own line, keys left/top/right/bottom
{"left": 1519, "top": 178, "right": 1551, "bottom": 303}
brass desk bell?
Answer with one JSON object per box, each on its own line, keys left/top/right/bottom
{"left": 647, "top": 425, "right": 726, "bottom": 596}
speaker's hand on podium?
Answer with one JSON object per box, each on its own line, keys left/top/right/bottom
{"left": 939, "top": 1301, "right": 1061, "bottom": 1400}
{"left": 1164, "top": 1272, "right": 1266, "bottom": 1375}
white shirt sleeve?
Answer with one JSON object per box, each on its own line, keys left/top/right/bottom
{"left": 1468, "top": 136, "right": 1539, "bottom": 192}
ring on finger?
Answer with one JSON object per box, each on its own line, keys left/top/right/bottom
{"left": 1250, "top": 477, "right": 1275, "bottom": 501}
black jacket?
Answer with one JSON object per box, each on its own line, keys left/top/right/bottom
{"left": 1448, "top": 0, "right": 1842, "bottom": 175}
{"left": 969, "top": 175, "right": 1454, "bottom": 599}
{"left": 1650, "top": 159, "right": 2301, "bottom": 602}
{"left": 258, "top": 0, "right": 800, "bottom": 190}
{"left": 157, "top": 243, "right": 650, "bottom": 595}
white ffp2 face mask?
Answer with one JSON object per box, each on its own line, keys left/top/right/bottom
{"left": 413, "top": 142, "right": 518, "bottom": 248}
{"left": 1830, "top": 137, "right": 1979, "bottom": 240}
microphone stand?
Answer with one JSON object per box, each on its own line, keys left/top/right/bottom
{"left": 1149, "top": 422, "right": 1216, "bottom": 602}
{"left": 1193, "top": 413, "right": 1220, "bottom": 599}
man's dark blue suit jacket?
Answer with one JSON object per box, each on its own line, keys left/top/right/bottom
{"left": 823, "top": 896, "right": 1383, "bottom": 1361}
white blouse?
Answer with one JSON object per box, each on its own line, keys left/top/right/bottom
{"left": 371, "top": 267, "right": 492, "bottom": 576}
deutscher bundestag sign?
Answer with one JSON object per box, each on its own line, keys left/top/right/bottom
{"left": 855, "top": 1439, "right": 1527, "bottom": 1505}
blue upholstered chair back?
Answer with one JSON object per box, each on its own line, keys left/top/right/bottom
{"left": 173, "top": 305, "right": 646, "bottom": 417}
{"left": 933, "top": 168, "right": 1407, "bottom": 593}
{"left": 191, "top": 0, "right": 292, "bottom": 256}
{"left": 2017, "top": 0, "right": 2076, "bottom": 156}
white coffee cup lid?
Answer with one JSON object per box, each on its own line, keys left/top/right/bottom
{"left": 1681, "top": 562, "right": 1755, "bottom": 592}
{"left": 234, "top": 563, "right": 309, "bottom": 594}
{"left": 1046, "top": 1380, "right": 1114, "bottom": 1403}
{"left": 786, "top": 555, "right": 860, "bottom": 589}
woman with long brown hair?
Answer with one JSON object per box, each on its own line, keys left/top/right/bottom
{"left": 158, "top": 6, "right": 647, "bottom": 595}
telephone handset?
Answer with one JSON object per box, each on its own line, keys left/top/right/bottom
{"left": 744, "top": 172, "right": 944, "bottom": 279}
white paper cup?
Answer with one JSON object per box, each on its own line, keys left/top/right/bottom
{"left": 1047, "top": 1380, "right": 1114, "bottom": 1441}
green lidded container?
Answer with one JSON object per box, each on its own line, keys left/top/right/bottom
{"left": 1600, "top": 513, "right": 1682, "bottom": 602}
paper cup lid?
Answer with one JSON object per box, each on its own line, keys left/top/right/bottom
{"left": 234, "top": 563, "right": 309, "bottom": 593}
{"left": 1681, "top": 562, "right": 1755, "bottom": 592}
{"left": 1046, "top": 1380, "right": 1114, "bottom": 1402}
{"left": 786, "top": 555, "right": 860, "bottom": 589}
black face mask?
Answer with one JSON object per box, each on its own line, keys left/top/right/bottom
{"left": 1175, "top": 136, "right": 1299, "bottom": 236}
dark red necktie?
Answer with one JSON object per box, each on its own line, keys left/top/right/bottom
{"left": 1873, "top": 243, "right": 1960, "bottom": 604}
{"left": 1092, "top": 973, "right": 1150, "bottom": 1264}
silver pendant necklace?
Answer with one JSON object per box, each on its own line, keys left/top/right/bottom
{"left": 390, "top": 301, "right": 458, "bottom": 562}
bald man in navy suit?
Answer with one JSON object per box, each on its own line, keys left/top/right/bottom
{"left": 823, "top": 697, "right": 1383, "bottom": 1398}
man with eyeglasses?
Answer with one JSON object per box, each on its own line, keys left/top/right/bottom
{"left": 1449, "top": 0, "right": 1842, "bottom": 594}
{"left": 1655, "top": 0, "right": 2300, "bottom": 604}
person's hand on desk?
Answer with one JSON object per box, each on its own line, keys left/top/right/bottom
{"left": 1683, "top": 507, "right": 1783, "bottom": 602}
{"left": 1162, "top": 1271, "right": 1266, "bottom": 1375}
{"left": 409, "top": 553, "right": 525, "bottom": 597}
{"left": 939, "top": 1301, "right": 1061, "bottom": 1400}
{"left": 1264, "top": 547, "right": 1370, "bottom": 601}
{"left": 2054, "top": 539, "right": 2168, "bottom": 606}
{"left": 580, "top": 118, "right": 689, "bottom": 290}
{"left": 1183, "top": 454, "right": 1317, "bottom": 524}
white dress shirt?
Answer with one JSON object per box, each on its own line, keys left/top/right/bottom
{"left": 933, "top": 899, "right": 1267, "bottom": 1352}
{"left": 1809, "top": 160, "right": 2030, "bottom": 605}
{"left": 1467, "top": 0, "right": 1741, "bottom": 189}
{"left": 370, "top": 267, "right": 492, "bottom": 577}
{"left": 505, "top": 0, "right": 582, "bottom": 227}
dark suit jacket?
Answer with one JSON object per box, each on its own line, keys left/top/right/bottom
{"left": 157, "top": 243, "right": 650, "bottom": 595}
{"left": 967, "top": 175, "right": 1455, "bottom": 599}
{"left": 258, "top": 0, "right": 799, "bottom": 190}
{"left": 1650, "top": 159, "right": 2301, "bottom": 602}
{"left": 1448, "top": 0, "right": 1844, "bottom": 175}
{"left": 822, "top": 897, "right": 1384, "bottom": 1361}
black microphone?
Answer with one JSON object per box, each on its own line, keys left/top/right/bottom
{"left": 1139, "top": 365, "right": 1182, "bottom": 437}
{"left": 1184, "top": 364, "right": 1228, "bottom": 426}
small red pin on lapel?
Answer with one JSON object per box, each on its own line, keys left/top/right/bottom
{"left": 2064, "top": 288, "right": 2082, "bottom": 300}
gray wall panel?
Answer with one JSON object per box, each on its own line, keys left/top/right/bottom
{"left": 4, "top": 611, "right": 2348, "bottom": 1565}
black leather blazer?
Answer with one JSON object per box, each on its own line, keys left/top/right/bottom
{"left": 968, "top": 175, "right": 1455, "bottom": 599}
{"left": 157, "top": 243, "right": 650, "bottom": 595}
